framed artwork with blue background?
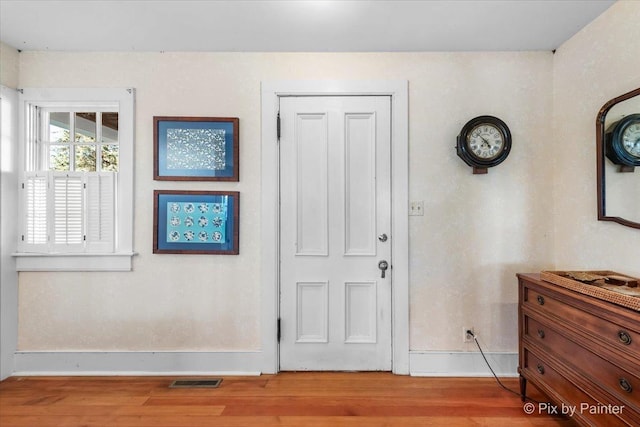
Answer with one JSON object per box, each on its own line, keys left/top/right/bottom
{"left": 153, "top": 190, "right": 240, "bottom": 254}
{"left": 154, "top": 116, "right": 239, "bottom": 181}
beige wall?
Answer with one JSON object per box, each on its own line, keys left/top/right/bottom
{"left": 16, "top": 51, "right": 554, "bottom": 353}
{"left": 0, "top": 42, "right": 20, "bottom": 88}
{"left": 11, "top": 0, "right": 639, "bottom": 357}
{"left": 552, "top": 0, "right": 640, "bottom": 276}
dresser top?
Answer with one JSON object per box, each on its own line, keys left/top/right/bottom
{"left": 518, "top": 272, "right": 640, "bottom": 312}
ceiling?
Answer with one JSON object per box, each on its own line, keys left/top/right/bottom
{"left": 0, "top": 0, "right": 616, "bottom": 52}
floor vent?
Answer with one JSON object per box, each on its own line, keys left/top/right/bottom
{"left": 169, "top": 379, "right": 222, "bottom": 388}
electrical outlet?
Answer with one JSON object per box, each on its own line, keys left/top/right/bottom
{"left": 463, "top": 327, "right": 475, "bottom": 343}
{"left": 409, "top": 201, "right": 424, "bottom": 216}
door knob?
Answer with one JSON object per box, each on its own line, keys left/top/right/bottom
{"left": 378, "top": 260, "right": 389, "bottom": 278}
{"left": 378, "top": 233, "right": 388, "bottom": 242}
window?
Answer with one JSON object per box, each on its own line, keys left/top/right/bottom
{"left": 47, "top": 111, "right": 120, "bottom": 173}
{"left": 16, "top": 88, "right": 135, "bottom": 271}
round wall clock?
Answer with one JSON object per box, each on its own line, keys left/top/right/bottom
{"left": 456, "top": 115, "right": 512, "bottom": 173}
{"left": 605, "top": 113, "right": 640, "bottom": 168}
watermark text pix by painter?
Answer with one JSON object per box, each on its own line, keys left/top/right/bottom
{"left": 523, "top": 401, "right": 625, "bottom": 417}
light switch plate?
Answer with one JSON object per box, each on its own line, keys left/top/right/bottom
{"left": 409, "top": 201, "right": 424, "bottom": 216}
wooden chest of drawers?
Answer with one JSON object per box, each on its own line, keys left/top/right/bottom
{"left": 518, "top": 273, "right": 640, "bottom": 426}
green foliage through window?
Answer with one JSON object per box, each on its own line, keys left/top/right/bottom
{"left": 48, "top": 113, "right": 119, "bottom": 172}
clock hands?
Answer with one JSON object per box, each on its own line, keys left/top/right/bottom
{"left": 480, "top": 135, "right": 492, "bottom": 150}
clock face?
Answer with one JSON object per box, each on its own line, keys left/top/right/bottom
{"left": 622, "top": 121, "right": 640, "bottom": 158}
{"left": 467, "top": 124, "right": 505, "bottom": 160}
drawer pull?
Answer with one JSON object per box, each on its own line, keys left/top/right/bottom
{"left": 537, "top": 329, "right": 545, "bottom": 339}
{"left": 537, "top": 295, "right": 545, "bottom": 305}
{"left": 619, "top": 378, "right": 633, "bottom": 393}
{"left": 618, "top": 330, "right": 632, "bottom": 346}
{"left": 537, "top": 364, "right": 545, "bottom": 375}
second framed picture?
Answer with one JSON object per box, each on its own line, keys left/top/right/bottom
{"left": 154, "top": 116, "right": 239, "bottom": 181}
{"left": 153, "top": 190, "right": 240, "bottom": 255}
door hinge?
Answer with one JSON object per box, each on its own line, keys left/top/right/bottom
{"left": 276, "top": 111, "right": 281, "bottom": 142}
{"left": 277, "top": 318, "right": 281, "bottom": 342}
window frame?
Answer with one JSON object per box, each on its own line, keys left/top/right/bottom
{"left": 15, "top": 88, "right": 135, "bottom": 271}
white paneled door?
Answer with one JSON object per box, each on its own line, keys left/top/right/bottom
{"left": 279, "top": 96, "right": 392, "bottom": 371}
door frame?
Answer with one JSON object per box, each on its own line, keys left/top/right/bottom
{"left": 260, "top": 81, "right": 409, "bottom": 374}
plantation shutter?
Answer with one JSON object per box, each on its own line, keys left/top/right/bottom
{"left": 21, "top": 171, "right": 117, "bottom": 253}
{"left": 85, "top": 172, "right": 116, "bottom": 252}
{"left": 22, "top": 172, "right": 49, "bottom": 251}
{"left": 51, "top": 172, "right": 84, "bottom": 252}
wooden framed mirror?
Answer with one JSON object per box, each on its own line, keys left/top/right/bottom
{"left": 596, "top": 87, "right": 640, "bottom": 229}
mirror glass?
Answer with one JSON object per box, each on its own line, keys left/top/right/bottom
{"left": 597, "top": 87, "right": 640, "bottom": 229}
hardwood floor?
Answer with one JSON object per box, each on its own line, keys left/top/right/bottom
{"left": 0, "top": 372, "right": 575, "bottom": 426}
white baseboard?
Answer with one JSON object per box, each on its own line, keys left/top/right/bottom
{"left": 12, "top": 350, "right": 519, "bottom": 377}
{"left": 409, "top": 351, "right": 518, "bottom": 377}
{"left": 13, "top": 351, "right": 262, "bottom": 376}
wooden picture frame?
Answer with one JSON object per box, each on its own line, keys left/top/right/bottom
{"left": 154, "top": 116, "right": 239, "bottom": 181}
{"left": 153, "top": 190, "right": 239, "bottom": 254}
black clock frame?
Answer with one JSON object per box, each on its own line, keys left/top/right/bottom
{"left": 456, "top": 115, "right": 512, "bottom": 171}
{"left": 605, "top": 113, "right": 640, "bottom": 168}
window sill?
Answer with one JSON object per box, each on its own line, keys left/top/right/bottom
{"left": 13, "top": 252, "right": 137, "bottom": 272}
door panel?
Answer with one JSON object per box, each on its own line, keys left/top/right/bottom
{"left": 345, "top": 113, "right": 377, "bottom": 256}
{"left": 344, "top": 281, "right": 377, "bottom": 343}
{"left": 294, "top": 113, "right": 328, "bottom": 256}
{"left": 279, "top": 96, "right": 392, "bottom": 371}
{"left": 296, "top": 281, "right": 329, "bottom": 343}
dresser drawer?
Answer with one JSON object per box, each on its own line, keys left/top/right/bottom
{"left": 523, "top": 284, "right": 640, "bottom": 361}
{"left": 524, "top": 314, "right": 640, "bottom": 412}
{"left": 523, "top": 348, "right": 628, "bottom": 427}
